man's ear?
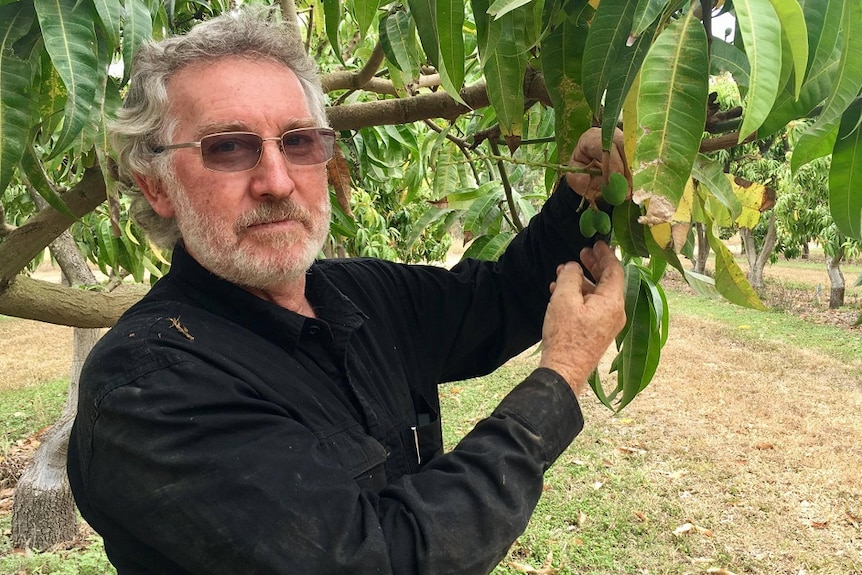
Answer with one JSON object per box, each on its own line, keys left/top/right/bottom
{"left": 133, "top": 173, "right": 175, "bottom": 218}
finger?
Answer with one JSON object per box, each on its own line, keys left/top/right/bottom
{"left": 552, "top": 261, "right": 586, "bottom": 300}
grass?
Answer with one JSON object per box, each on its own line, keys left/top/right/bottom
{"left": 1, "top": 274, "right": 861, "bottom": 573}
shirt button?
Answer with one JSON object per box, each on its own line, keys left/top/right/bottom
{"left": 307, "top": 325, "right": 320, "bottom": 336}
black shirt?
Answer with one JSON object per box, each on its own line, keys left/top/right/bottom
{"left": 68, "top": 182, "right": 594, "bottom": 574}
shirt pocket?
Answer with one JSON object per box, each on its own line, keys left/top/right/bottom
{"left": 399, "top": 412, "right": 443, "bottom": 473}
{"left": 315, "top": 422, "right": 389, "bottom": 492}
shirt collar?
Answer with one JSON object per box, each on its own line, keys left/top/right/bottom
{"left": 166, "top": 243, "right": 365, "bottom": 352}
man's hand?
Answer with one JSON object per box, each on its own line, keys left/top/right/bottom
{"left": 565, "top": 127, "right": 632, "bottom": 204}
{"left": 538, "top": 242, "right": 626, "bottom": 395}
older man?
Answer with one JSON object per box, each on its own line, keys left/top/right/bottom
{"left": 67, "top": 8, "right": 627, "bottom": 575}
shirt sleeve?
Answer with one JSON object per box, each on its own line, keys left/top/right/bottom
{"left": 77, "top": 360, "right": 581, "bottom": 575}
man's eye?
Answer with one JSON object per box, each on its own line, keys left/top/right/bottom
{"left": 205, "top": 135, "right": 257, "bottom": 155}
{"left": 283, "top": 134, "right": 314, "bottom": 149}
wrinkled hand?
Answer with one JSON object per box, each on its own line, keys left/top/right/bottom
{"left": 565, "top": 127, "right": 632, "bottom": 204}
{"left": 539, "top": 242, "right": 627, "bottom": 396}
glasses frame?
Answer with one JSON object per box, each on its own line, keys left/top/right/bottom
{"left": 156, "top": 127, "right": 337, "bottom": 173}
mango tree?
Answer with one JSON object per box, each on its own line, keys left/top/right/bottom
{"left": 1, "top": 0, "right": 861, "bottom": 549}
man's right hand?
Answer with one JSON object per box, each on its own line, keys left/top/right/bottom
{"left": 538, "top": 242, "right": 626, "bottom": 395}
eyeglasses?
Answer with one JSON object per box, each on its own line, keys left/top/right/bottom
{"left": 156, "top": 127, "right": 336, "bottom": 172}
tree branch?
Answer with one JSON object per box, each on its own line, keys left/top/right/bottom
{"left": 0, "top": 275, "right": 145, "bottom": 328}
{"left": 321, "top": 43, "right": 386, "bottom": 93}
{"left": 0, "top": 167, "right": 106, "bottom": 293}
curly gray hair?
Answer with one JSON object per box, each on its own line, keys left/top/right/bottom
{"left": 111, "top": 7, "right": 329, "bottom": 248}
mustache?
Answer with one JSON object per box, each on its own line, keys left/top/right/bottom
{"left": 234, "top": 200, "right": 312, "bottom": 233}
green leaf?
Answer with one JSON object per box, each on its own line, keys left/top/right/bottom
{"left": 351, "top": 0, "right": 381, "bottom": 38}
{"left": 0, "top": 1, "right": 36, "bottom": 195}
{"left": 120, "top": 0, "right": 152, "bottom": 86}
{"left": 692, "top": 155, "right": 742, "bottom": 220}
{"left": 801, "top": 0, "right": 842, "bottom": 76}
{"left": 631, "top": 0, "right": 668, "bottom": 38}
{"left": 409, "top": 0, "right": 439, "bottom": 68}
{"left": 380, "top": 10, "right": 419, "bottom": 78}
{"left": 828, "top": 99, "right": 862, "bottom": 240}
{"left": 324, "top": 0, "right": 343, "bottom": 64}
{"left": 759, "top": 47, "right": 839, "bottom": 138}
{"left": 436, "top": 0, "right": 466, "bottom": 104}
{"left": 792, "top": 0, "right": 862, "bottom": 172}
{"left": 768, "top": 0, "right": 808, "bottom": 97}
{"left": 97, "top": 216, "right": 119, "bottom": 270}
{"left": 611, "top": 200, "right": 649, "bottom": 257}
{"left": 19, "top": 146, "right": 76, "bottom": 218}
{"left": 462, "top": 232, "right": 514, "bottom": 260}
{"left": 405, "top": 206, "right": 454, "bottom": 249}
{"left": 479, "top": 6, "right": 528, "bottom": 140}
{"left": 709, "top": 38, "right": 750, "bottom": 87}
{"left": 93, "top": 0, "right": 122, "bottom": 49}
{"left": 36, "top": 0, "right": 100, "bottom": 159}
{"left": 487, "top": 0, "right": 531, "bottom": 19}
{"left": 703, "top": 211, "right": 767, "bottom": 310}
{"left": 602, "top": 21, "right": 654, "bottom": 150}
{"left": 581, "top": 0, "right": 636, "bottom": 119}
{"left": 733, "top": 0, "right": 783, "bottom": 141}
{"left": 632, "top": 8, "right": 708, "bottom": 210}
{"left": 541, "top": 6, "right": 591, "bottom": 164}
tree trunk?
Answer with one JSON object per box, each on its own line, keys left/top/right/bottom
{"left": 801, "top": 241, "right": 809, "bottom": 259}
{"left": 694, "top": 223, "right": 710, "bottom": 275}
{"left": 827, "top": 247, "right": 845, "bottom": 309}
{"left": 740, "top": 213, "right": 777, "bottom": 290}
{"left": 11, "top": 197, "right": 102, "bottom": 550}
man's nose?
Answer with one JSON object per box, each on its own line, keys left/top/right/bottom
{"left": 249, "top": 139, "right": 297, "bottom": 200}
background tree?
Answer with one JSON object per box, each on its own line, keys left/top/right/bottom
{"left": 1, "top": 0, "right": 862, "bottom": 548}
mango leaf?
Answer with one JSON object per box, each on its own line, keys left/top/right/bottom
{"left": 631, "top": 0, "right": 668, "bottom": 38}
{"left": 612, "top": 199, "right": 649, "bottom": 257}
{"left": 351, "top": 0, "right": 381, "bottom": 38}
{"left": 405, "top": 206, "right": 453, "bottom": 249}
{"left": 759, "top": 47, "right": 839, "bottom": 138}
{"left": 703, "top": 209, "right": 767, "bottom": 310}
{"left": 380, "top": 10, "right": 420, "bottom": 78}
{"left": 487, "top": 0, "right": 531, "bottom": 19}
{"left": 92, "top": 0, "right": 121, "bottom": 49}
{"left": 683, "top": 269, "right": 719, "bottom": 298}
{"left": 36, "top": 0, "right": 100, "bottom": 159}
{"left": 436, "top": 0, "right": 466, "bottom": 104}
{"left": 828, "top": 99, "right": 862, "bottom": 240}
{"left": 733, "top": 0, "right": 783, "bottom": 141}
{"left": 610, "top": 264, "right": 664, "bottom": 412}
{"left": 692, "top": 155, "right": 741, "bottom": 220}
{"left": 324, "top": 0, "right": 343, "bottom": 64}
{"left": 602, "top": 22, "right": 654, "bottom": 150}
{"left": 709, "top": 38, "right": 750, "bottom": 87}
{"left": 121, "top": 0, "right": 152, "bottom": 86}
{"left": 541, "top": 8, "right": 590, "bottom": 163}
{"left": 632, "top": 8, "right": 708, "bottom": 212}
{"left": 479, "top": 6, "right": 527, "bottom": 142}
{"left": 768, "top": 0, "right": 808, "bottom": 97}
{"left": 409, "top": 0, "right": 439, "bottom": 68}
{"left": 19, "top": 146, "right": 76, "bottom": 218}
{"left": 801, "top": 0, "right": 842, "bottom": 75}
{"left": 581, "top": 0, "right": 636, "bottom": 120}
{"left": 541, "top": 7, "right": 591, "bottom": 165}
{"left": 461, "top": 232, "right": 514, "bottom": 260}
{"left": 792, "top": 0, "right": 862, "bottom": 172}
{"left": 0, "top": 1, "right": 36, "bottom": 195}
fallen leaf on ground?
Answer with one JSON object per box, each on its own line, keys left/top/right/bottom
{"left": 633, "top": 511, "right": 648, "bottom": 522}
{"left": 616, "top": 446, "right": 646, "bottom": 455}
{"left": 754, "top": 442, "right": 774, "bottom": 450}
{"left": 810, "top": 521, "right": 829, "bottom": 529}
{"left": 507, "top": 551, "right": 562, "bottom": 574}
{"left": 707, "top": 568, "right": 739, "bottom": 575}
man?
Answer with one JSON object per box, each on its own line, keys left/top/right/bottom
{"left": 67, "top": 8, "right": 627, "bottom": 575}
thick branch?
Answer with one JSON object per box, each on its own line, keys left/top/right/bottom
{"left": 327, "top": 69, "right": 550, "bottom": 131}
{"left": 0, "top": 275, "right": 145, "bottom": 328}
{"left": 0, "top": 168, "right": 106, "bottom": 292}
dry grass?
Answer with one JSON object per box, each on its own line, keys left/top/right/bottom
{"left": 0, "top": 318, "right": 72, "bottom": 392}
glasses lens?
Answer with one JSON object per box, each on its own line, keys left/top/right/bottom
{"left": 199, "top": 133, "right": 263, "bottom": 172}
{"left": 281, "top": 128, "right": 335, "bottom": 165}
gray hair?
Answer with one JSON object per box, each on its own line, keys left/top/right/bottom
{"left": 111, "top": 7, "right": 329, "bottom": 248}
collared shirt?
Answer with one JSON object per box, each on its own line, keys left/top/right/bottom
{"left": 68, "top": 181, "right": 594, "bottom": 574}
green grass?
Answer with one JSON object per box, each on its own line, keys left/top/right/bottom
{"left": 666, "top": 290, "right": 862, "bottom": 369}
{"left": 0, "top": 380, "right": 68, "bottom": 452}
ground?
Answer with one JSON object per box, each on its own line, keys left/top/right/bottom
{"left": 1, "top": 255, "right": 861, "bottom": 573}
